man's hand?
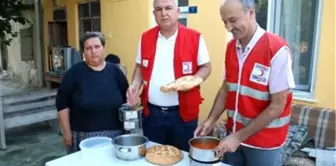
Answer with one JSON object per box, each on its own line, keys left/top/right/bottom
{"left": 126, "top": 83, "right": 142, "bottom": 106}
{"left": 215, "top": 133, "right": 241, "bottom": 157}
{"left": 63, "top": 131, "right": 72, "bottom": 146}
{"left": 194, "top": 118, "right": 216, "bottom": 137}
{"left": 127, "top": 64, "right": 143, "bottom": 106}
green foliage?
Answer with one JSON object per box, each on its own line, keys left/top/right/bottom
{"left": 0, "top": 0, "right": 31, "bottom": 46}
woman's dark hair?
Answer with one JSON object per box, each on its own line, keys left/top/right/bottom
{"left": 105, "top": 54, "right": 120, "bottom": 64}
{"left": 79, "top": 31, "right": 105, "bottom": 52}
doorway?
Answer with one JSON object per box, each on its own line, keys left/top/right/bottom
{"left": 1, "top": 42, "right": 8, "bottom": 71}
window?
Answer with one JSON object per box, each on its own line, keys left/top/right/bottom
{"left": 178, "top": 0, "right": 189, "bottom": 26}
{"left": 78, "top": 1, "right": 101, "bottom": 35}
{"left": 178, "top": 18, "right": 187, "bottom": 26}
{"left": 20, "top": 26, "right": 34, "bottom": 61}
{"left": 53, "top": 8, "right": 66, "bottom": 22}
{"left": 256, "top": 0, "right": 322, "bottom": 99}
{"left": 178, "top": 0, "right": 188, "bottom": 7}
{"left": 255, "top": 0, "right": 268, "bottom": 30}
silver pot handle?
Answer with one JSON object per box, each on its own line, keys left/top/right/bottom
{"left": 214, "top": 150, "right": 225, "bottom": 161}
{"left": 118, "top": 147, "right": 131, "bottom": 153}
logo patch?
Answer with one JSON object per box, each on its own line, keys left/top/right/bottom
{"left": 182, "top": 61, "right": 193, "bottom": 74}
{"left": 249, "top": 63, "right": 270, "bottom": 85}
{"left": 142, "top": 59, "right": 149, "bottom": 67}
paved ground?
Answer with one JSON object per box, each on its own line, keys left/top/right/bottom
{"left": 0, "top": 72, "right": 33, "bottom": 96}
{"left": 0, "top": 73, "right": 66, "bottom": 166}
{"left": 0, "top": 123, "right": 66, "bottom": 166}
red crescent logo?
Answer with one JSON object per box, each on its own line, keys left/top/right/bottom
{"left": 259, "top": 70, "right": 264, "bottom": 76}
{"left": 183, "top": 63, "right": 190, "bottom": 71}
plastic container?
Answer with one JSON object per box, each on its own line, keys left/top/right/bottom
{"left": 79, "top": 137, "right": 113, "bottom": 166}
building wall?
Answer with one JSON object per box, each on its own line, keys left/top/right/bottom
{"left": 187, "top": 0, "right": 228, "bottom": 121}
{"left": 3, "top": 10, "right": 40, "bottom": 87}
{"left": 42, "top": 0, "right": 335, "bottom": 121}
{"left": 100, "top": 0, "right": 150, "bottom": 81}
{"left": 66, "top": 0, "right": 79, "bottom": 49}
{"left": 42, "top": 0, "right": 53, "bottom": 71}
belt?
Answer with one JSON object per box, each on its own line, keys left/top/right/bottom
{"left": 148, "top": 102, "right": 179, "bottom": 112}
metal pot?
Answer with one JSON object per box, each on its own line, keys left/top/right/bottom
{"left": 123, "top": 120, "right": 142, "bottom": 131}
{"left": 113, "top": 134, "right": 148, "bottom": 161}
{"left": 119, "top": 104, "right": 143, "bottom": 121}
{"left": 189, "top": 136, "right": 220, "bottom": 163}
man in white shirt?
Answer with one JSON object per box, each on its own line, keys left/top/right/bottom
{"left": 126, "top": 0, "right": 211, "bottom": 151}
{"left": 195, "top": 0, "right": 295, "bottom": 165}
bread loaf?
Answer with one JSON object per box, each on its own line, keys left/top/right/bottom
{"left": 160, "top": 75, "right": 203, "bottom": 93}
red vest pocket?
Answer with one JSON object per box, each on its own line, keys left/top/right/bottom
{"left": 179, "top": 87, "right": 202, "bottom": 121}
{"left": 184, "top": 87, "right": 202, "bottom": 108}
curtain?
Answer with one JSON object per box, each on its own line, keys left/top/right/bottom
{"left": 278, "top": 0, "right": 303, "bottom": 88}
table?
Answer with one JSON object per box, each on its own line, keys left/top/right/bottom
{"left": 44, "top": 72, "right": 63, "bottom": 89}
{"left": 45, "top": 141, "right": 230, "bottom": 166}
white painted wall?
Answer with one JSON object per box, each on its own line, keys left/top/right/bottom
{"left": 4, "top": 10, "right": 39, "bottom": 87}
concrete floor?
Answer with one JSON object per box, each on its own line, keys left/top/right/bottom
{"left": 1, "top": 74, "right": 65, "bottom": 166}
{"left": 0, "top": 123, "right": 66, "bottom": 166}
{"left": 0, "top": 74, "right": 36, "bottom": 96}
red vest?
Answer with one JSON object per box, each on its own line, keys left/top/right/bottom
{"left": 225, "top": 32, "right": 292, "bottom": 149}
{"left": 140, "top": 24, "right": 204, "bottom": 122}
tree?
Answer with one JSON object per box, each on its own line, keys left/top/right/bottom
{"left": 0, "top": 0, "right": 31, "bottom": 46}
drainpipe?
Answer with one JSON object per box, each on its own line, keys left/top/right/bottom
{"left": 34, "top": 0, "right": 44, "bottom": 87}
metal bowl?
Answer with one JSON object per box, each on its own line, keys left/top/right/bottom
{"left": 113, "top": 134, "right": 148, "bottom": 161}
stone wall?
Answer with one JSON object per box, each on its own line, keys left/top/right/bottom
{"left": 2, "top": 10, "right": 40, "bottom": 88}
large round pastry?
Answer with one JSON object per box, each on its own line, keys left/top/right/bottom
{"left": 145, "top": 145, "right": 183, "bottom": 166}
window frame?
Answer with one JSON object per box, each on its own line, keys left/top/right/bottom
{"left": 78, "top": 1, "right": 101, "bottom": 35}
{"left": 268, "top": 0, "right": 323, "bottom": 102}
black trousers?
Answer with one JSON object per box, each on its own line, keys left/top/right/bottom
{"left": 143, "top": 103, "right": 198, "bottom": 152}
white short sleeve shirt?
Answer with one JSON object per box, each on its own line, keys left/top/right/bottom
{"left": 136, "top": 30, "right": 210, "bottom": 106}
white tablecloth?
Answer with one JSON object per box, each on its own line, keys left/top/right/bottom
{"left": 45, "top": 141, "right": 229, "bottom": 166}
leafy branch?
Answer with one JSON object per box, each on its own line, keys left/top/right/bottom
{"left": 0, "top": 0, "right": 31, "bottom": 46}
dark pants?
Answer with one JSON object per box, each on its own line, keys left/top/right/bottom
{"left": 143, "top": 103, "right": 198, "bottom": 152}
{"left": 223, "top": 145, "right": 282, "bottom": 166}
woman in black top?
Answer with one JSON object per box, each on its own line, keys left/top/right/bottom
{"left": 56, "top": 32, "right": 129, "bottom": 154}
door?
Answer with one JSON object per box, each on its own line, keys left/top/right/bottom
{"left": 47, "top": 21, "right": 68, "bottom": 70}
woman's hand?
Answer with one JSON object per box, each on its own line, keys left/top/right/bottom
{"left": 63, "top": 131, "right": 72, "bottom": 146}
